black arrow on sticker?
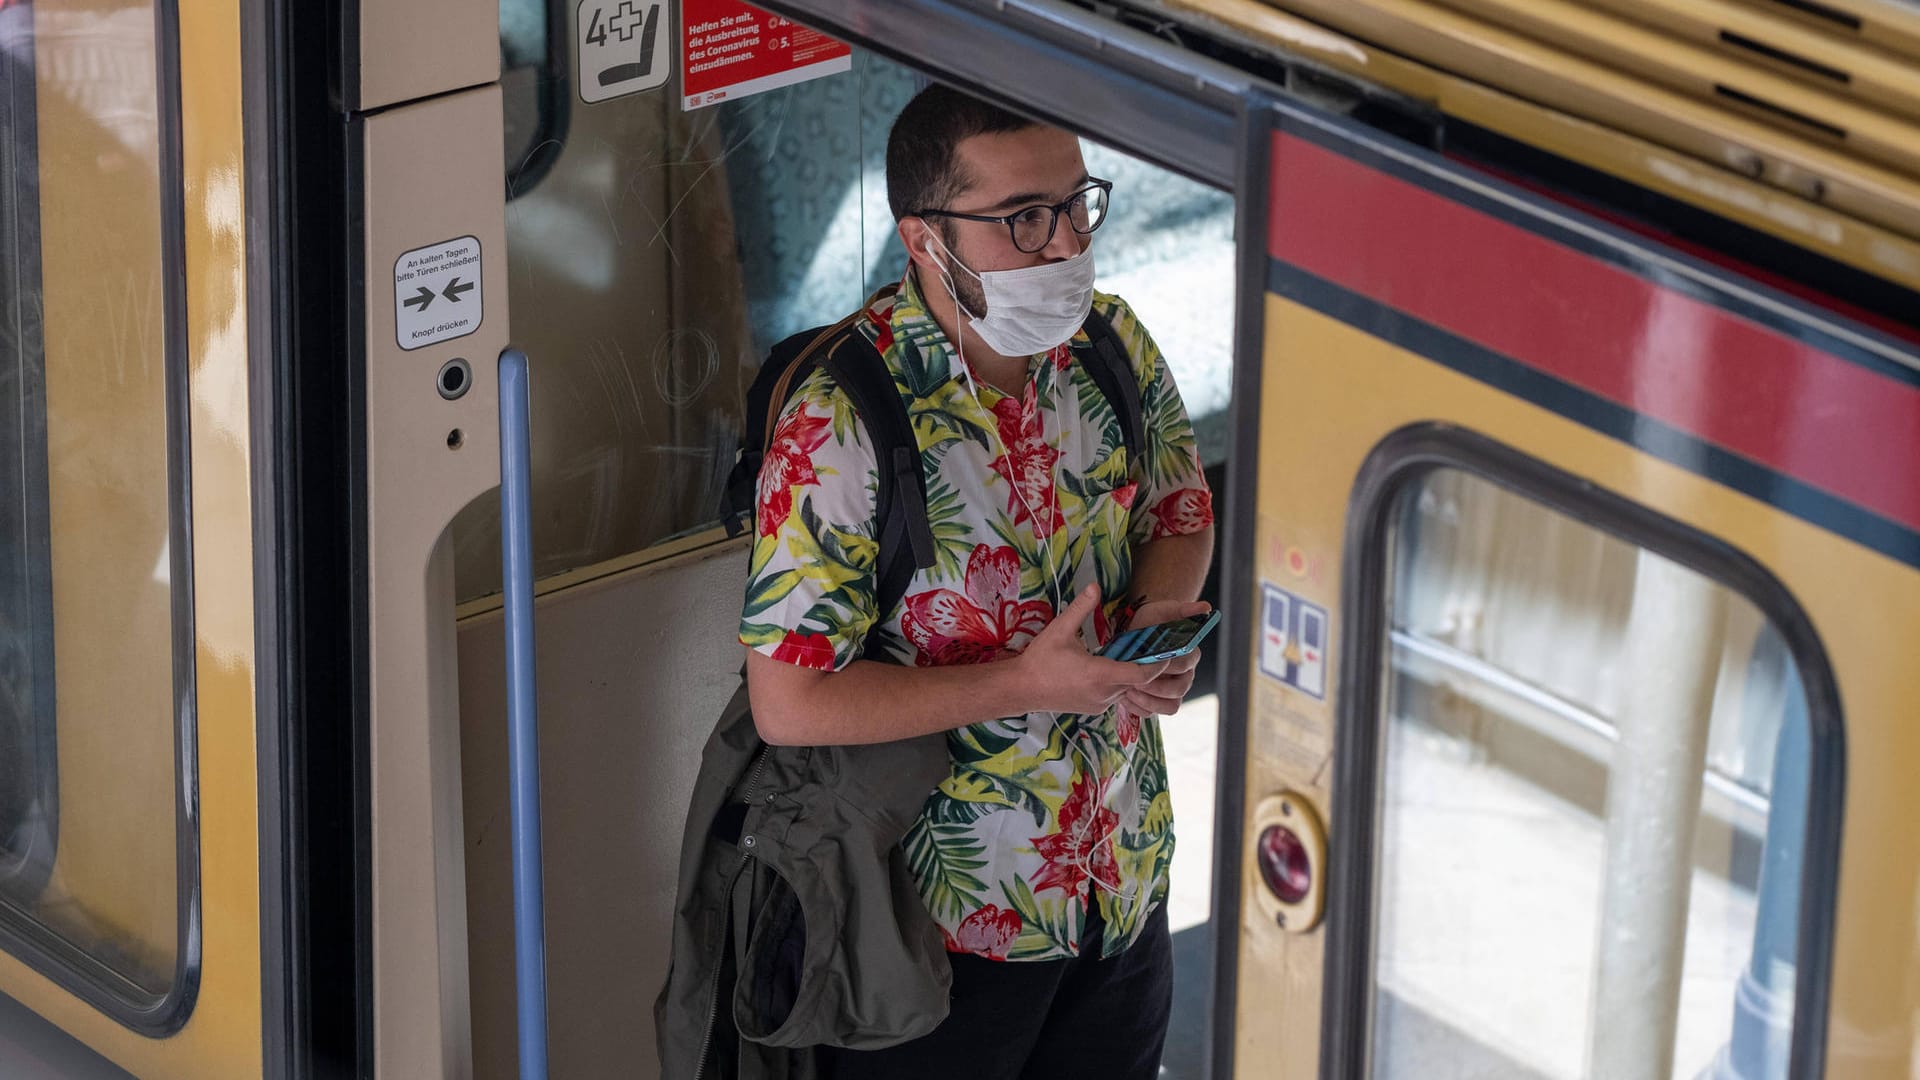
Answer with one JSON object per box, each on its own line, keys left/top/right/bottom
{"left": 402, "top": 286, "right": 435, "bottom": 312}
{"left": 442, "top": 277, "right": 475, "bottom": 304}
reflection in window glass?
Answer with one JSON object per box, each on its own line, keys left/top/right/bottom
{"left": 1, "top": 0, "right": 56, "bottom": 905}
{"left": 1373, "top": 470, "right": 1809, "bottom": 1079}
{"left": 1080, "top": 142, "right": 1232, "bottom": 463}
{"left": 467, "top": 26, "right": 1235, "bottom": 598}
{"left": 0, "top": 0, "right": 186, "bottom": 1003}
{"left": 500, "top": 0, "right": 547, "bottom": 69}
{"left": 501, "top": 0, "right": 564, "bottom": 198}
{"left": 711, "top": 56, "right": 917, "bottom": 353}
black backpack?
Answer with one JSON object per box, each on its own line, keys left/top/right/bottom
{"left": 721, "top": 286, "right": 1147, "bottom": 637}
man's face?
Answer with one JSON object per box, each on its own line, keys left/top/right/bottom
{"left": 930, "top": 125, "right": 1091, "bottom": 316}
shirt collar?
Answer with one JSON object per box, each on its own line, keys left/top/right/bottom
{"left": 891, "top": 267, "right": 968, "bottom": 389}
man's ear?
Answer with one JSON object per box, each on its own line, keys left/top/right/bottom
{"left": 898, "top": 216, "right": 940, "bottom": 274}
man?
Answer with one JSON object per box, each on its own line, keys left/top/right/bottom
{"left": 739, "top": 84, "right": 1215, "bottom": 1078}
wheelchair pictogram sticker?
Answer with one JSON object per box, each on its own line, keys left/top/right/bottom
{"left": 578, "top": 0, "right": 669, "bottom": 103}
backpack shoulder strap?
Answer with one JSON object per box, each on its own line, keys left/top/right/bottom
{"left": 816, "top": 331, "right": 936, "bottom": 661}
{"left": 759, "top": 316, "right": 864, "bottom": 451}
{"left": 720, "top": 310, "right": 869, "bottom": 539}
{"left": 1079, "top": 306, "right": 1145, "bottom": 464}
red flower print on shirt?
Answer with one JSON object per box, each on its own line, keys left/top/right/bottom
{"left": 942, "top": 904, "right": 1023, "bottom": 961}
{"left": 1112, "top": 481, "right": 1138, "bottom": 510}
{"left": 771, "top": 631, "right": 835, "bottom": 671}
{"left": 1046, "top": 342, "right": 1073, "bottom": 373}
{"left": 757, "top": 404, "right": 833, "bottom": 538}
{"left": 901, "top": 544, "right": 1054, "bottom": 667}
{"left": 1030, "top": 773, "right": 1120, "bottom": 897}
{"left": 1114, "top": 703, "right": 1142, "bottom": 749}
{"left": 1148, "top": 486, "right": 1214, "bottom": 539}
{"left": 987, "top": 389, "right": 1062, "bottom": 539}
{"left": 865, "top": 305, "right": 894, "bottom": 353}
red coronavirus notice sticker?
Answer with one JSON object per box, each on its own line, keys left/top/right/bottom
{"left": 681, "top": 0, "right": 851, "bottom": 111}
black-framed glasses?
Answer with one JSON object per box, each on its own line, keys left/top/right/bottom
{"left": 915, "top": 178, "right": 1112, "bottom": 254}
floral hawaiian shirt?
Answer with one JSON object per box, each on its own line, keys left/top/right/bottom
{"left": 738, "top": 270, "right": 1215, "bottom": 961}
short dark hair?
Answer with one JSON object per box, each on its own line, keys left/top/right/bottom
{"left": 886, "top": 85, "right": 1039, "bottom": 222}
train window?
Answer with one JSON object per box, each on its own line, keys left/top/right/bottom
{"left": 1, "top": 0, "right": 57, "bottom": 935}
{"left": 457, "top": 27, "right": 1235, "bottom": 598}
{"left": 0, "top": 0, "right": 195, "bottom": 1022}
{"left": 1360, "top": 463, "right": 1831, "bottom": 1078}
{"left": 501, "top": 0, "right": 566, "bottom": 198}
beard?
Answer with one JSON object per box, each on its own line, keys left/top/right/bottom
{"left": 936, "top": 224, "right": 991, "bottom": 317}
{"left": 948, "top": 265, "right": 989, "bottom": 318}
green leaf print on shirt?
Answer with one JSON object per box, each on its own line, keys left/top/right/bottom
{"left": 1002, "top": 876, "right": 1081, "bottom": 959}
{"left": 903, "top": 819, "right": 990, "bottom": 922}
{"left": 920, "top": 470, "right": 980, "bottom": 581}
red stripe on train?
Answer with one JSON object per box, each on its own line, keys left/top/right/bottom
{"left": 1268, "top": 130, "right": 1920, "bottom": 534}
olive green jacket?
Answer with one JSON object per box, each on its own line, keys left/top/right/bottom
{"left": 655, "top": 681, "right": 953, "bottom": 1079}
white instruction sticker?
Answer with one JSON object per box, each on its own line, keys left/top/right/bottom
{"left": 394, "top": 236, "right": 483, "bottom": 351}
{"left": 578, "top": 0, "right": 670, "bottom": 103}
{"left": 1259, "top": 582, "right": 1329, "bottom": 700}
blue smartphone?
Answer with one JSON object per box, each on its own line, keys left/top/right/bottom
{"left": 1102, "top": 609, "right": 1222, "bottom": 664}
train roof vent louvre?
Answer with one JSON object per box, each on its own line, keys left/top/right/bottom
{"left": 1585, "top": 0, "right": 1920, "bottom": 119}
{"left": 1267, "top": 0, "right": 1920, "bottom": 234}
{"left": 1436, "top": 0, "right": 1920, "bottom": 124}
{"left": 1716, "top": 30, "right": 1851, "bottom": 85}
{"left": 1405, "top": 0, "right": 1920, "bottom": 175}
{"left": 1753, "top": 0, "right": 1863, "bottom": 32}
{"left": 1740, "top": 0, "right": 1920, "bottom": 60}
{"left": 1714, "top": 83, "right": 1849, "bottom": 142}
{"left": 1239, "top": 0, "right": 1920, "bottom": 240}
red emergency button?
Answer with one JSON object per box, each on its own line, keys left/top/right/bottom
{"left": 1257, "top": 823, "right": 1312, "bottom": 906}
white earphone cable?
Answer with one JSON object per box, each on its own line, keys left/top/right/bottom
{"left": 926, "top": 246, "right": 1140, "bottom": 910}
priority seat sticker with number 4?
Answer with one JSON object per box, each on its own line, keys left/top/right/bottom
{"left": 578, "top": 0, "right": 669, "bottom": 103}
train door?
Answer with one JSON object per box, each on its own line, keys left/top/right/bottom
{"left": 347, "top": 1, "right": 1259, "bottom": 1076}
{"left": 0, "top": 0, "right": 264, "bottom": 1075}
{"left": 1218, "top": 99, "right": 1920, "bottom": 1077}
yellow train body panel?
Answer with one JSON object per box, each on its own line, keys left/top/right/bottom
{"left": 0, "top": 0, "right": 262, "bottom": 1075}
{"left": 1238, "top": 293, "right": 1920, "bottom": 1075}
{"left": 1229, "top": 107, "right": 1920, "bottom": 1075}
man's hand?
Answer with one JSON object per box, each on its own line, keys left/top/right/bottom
{"left": 744, "top": 587, "right": 1213, "bottom": 746}
{"left": 1126, "top": 599, "right": 1211, "bottom": 633}
{"left": 1117, "top": 598, "right": 1212, "bottom": 719}
{"left": 1013, "top": 585, "right": 1175, "bottom": 717}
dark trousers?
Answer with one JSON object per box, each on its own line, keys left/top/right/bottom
{"left": 820, "top": 902, "right": 1174, "bottom": 1080}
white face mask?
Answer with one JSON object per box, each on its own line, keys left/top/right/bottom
{"left": 927, "top": 233, "right": 1097, "bottom": 357}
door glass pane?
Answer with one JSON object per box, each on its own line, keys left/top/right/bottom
{"left": 1079, "top": 142, "right": 1232, "bottom": 463}
{"left": 1373, "top": 468, "right": 1812, "bottom": 1080}
{"left": 0, "top": 0, "right": 185, "bottom": 1001}
{"left": 460, "top": 38, "right": 915, "bottom": 597}
{"left": 468, "top": 26, "right": 1237, "bottom": 599}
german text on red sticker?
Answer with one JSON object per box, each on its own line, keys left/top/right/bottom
{"left": 681, "top": 0, "right": 851, "bottom": 111}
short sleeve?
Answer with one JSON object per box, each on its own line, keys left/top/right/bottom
{"left": 1096, "top": 295, "right": 1215, "bottom": 546}
{"left": 738, "top": 367, "right": 883, "bottom": 672}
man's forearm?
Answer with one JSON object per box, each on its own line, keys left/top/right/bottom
{"left": 1125, "top": 528, "right": 1215, "bottom": 606}
{"left": 747, "top": 648, "right": 1040, "bottom": 746}
{"left": 747, "top": 529, "right": 1216, "bottom": 747}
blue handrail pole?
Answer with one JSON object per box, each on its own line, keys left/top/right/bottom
{"left": 498, "top": 347, "right": 550, "bottom": 1080}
